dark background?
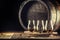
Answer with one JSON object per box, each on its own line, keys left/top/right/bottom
{"left": 0, "top": 0, "right": 25, "bottom": 32}
{"left": 0, "top": 0, "right": 60, "bottom": 32}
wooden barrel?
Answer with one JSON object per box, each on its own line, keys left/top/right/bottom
{"left": 19, "top": 0, "right": 58, "bottom": 31}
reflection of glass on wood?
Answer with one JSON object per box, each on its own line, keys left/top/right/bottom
{"left": 33, "top": 20, "right": 36, "bottom": 31}
{"left": 37, "top": 20, "right": 39, "bottom": 31}
{"left": 27, "top": 20, "right": 54, "bottom": 32}
{"left": 50, "top": 20, "right": 54, "bottom": 30}
{"left": 45, "top": 20, "right": 48, "bottom": 30}
{"left": 42, "top": 20, "right": 45, "bottom": 31}
{"left": 27, "top": 20, "right": 31, "bottom": 31}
